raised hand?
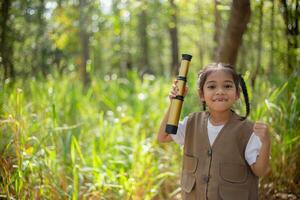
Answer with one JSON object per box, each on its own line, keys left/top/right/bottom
{"left": 253, "top": 121, "right": 270, "bottom": 145}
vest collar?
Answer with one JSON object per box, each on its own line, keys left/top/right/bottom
{"left": 204, "top": 110, "right": 240, "bottom": 148}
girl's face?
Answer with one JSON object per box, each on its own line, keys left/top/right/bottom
{"left": 199, "top": 70, "right": 239, "bottom": 113}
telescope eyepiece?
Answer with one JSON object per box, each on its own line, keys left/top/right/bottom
{"left": 182, "top": 54, "right": 192, "bottom": 61}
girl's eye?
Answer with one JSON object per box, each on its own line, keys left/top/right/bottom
{"left": 224, "top": 84, "right": 233, "bottom": 88}
{"left": 207, "top": 85, "right": 216, "bottom": 89}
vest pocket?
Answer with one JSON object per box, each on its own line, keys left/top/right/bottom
{"left": 181, "top": 154, "right": 198, "bottom": 193}
{"left": 181, "top": 172, "right": 196, "bottom": 193}
{"left": 183, "top": 154, "right": 198, "bottom": 173}
{"left": 219, "top": 185, "right": 249, "bottom": 200}
{"left": 219, "top": 162, "right": 248, "bottom": 183}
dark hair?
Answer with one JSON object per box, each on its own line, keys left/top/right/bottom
{"left": 197, "top": 63, "right": 250, "bottom": 120}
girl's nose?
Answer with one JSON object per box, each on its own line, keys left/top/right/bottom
{"left": 216, "top": 87, "right": 225, "bottom": 94}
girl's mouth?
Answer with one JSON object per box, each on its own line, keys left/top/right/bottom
{"left": 213, "top": 98, "right": 228, "bottom": 102}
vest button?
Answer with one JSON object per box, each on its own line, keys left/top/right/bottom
{"left": 207, "top": 149, "right": 212, "bottom": 156}
{"left": 203, "top": 175, "right": 209, "bottom": 183}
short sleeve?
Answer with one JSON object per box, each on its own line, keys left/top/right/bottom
{"left": 170, "top": 116, "right": 188, "bottom": 146}
{"left": 245, "top": 133, "right": 262, "bottom": 165}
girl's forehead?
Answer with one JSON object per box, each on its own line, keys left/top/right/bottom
{"left": 206, "top": 69, "right": 234, "bottom": 81}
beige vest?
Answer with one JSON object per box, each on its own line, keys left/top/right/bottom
{"left": 181, "top": 111, "right": 258, "bottom": 200}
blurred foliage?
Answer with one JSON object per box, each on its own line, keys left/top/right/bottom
{"left": 0, "top": 0, "right": 298, "bottom": 79}
{"left": 0, "top": 72, "right": 299, "bottom": 199}
{"left": 0, "top": 0, "right": 299, "bottom": 199}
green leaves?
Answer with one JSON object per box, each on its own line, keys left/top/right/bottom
{"left": 1, "top": 71, "right": 299, "bottom": 198}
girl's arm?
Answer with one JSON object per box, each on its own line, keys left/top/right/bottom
{"left": 157, "top": 80, "right": 188, "bottom": 143}
{"left": 250, "top": 122, "right": 271, "bottom": 177}
{"left": 157, "top": 106, "right": 173, "bottom": 143}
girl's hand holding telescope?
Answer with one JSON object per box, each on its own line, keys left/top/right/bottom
{"left": 157, "top": 80, "right": 188, "bottom": 143}
{"left": 169, "top": 80, "right": 189, "bottom": 101}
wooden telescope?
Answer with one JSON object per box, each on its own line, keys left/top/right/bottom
{"left": 166, "top": 54, "right": 192, "bottom": 134}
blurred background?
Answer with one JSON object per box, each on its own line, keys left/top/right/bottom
{"left": 0, "top": 0, "right": 299, "bottom": 199}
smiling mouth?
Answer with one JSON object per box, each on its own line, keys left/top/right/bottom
{"left": 212, "top": 98, "right": 228, "bottom": 102}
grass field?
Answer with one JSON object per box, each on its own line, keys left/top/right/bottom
{"left": 0, "top": 71, "right": 299, "bottom": 199}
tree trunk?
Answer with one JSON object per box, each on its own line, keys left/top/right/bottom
{"left": 251, "top": 0, "right": 264, "bottom": 88}
{"left": 138, "top": 1, "right": 150, "bottom": 75}
{"left": 112, "top": 0, "right": 122, "bottom": 74}
{"left": 196, "top": 1, "right": 204, "bottom": 68}
{"left": 79, "top": 0, "right": 90, "bottom": 86}
{"left": 157, "top": 31, "right": 164, "bottom": 76}
{"left": 198, "top": 17, "right": 204, "bottom": 69}
{"left": 216, "top": 0, "right": 251, "bottom": 65}
{"left": 169, "top": 0, "right": 179, "bottom": 76}
{"left": 213, "top": 0, "right": 221, "bottom": 59}
{"left": 0, "top": 0, "right": 14, "bottom": 81}
{"left": 280, "top": 0, "right": 299, "bottom": 76}
{"left": 36, "top": 0, "right": 48, "bottom": 77}
{"left": 267, "top": 0, "right": 275, "bottom": 75}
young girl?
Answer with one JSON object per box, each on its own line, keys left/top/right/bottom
{"left": 157, "top": 63, "right": 271, "bottom": 200}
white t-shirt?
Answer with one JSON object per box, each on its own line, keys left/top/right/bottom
{"left": 170, "top": 116, "right": 262, "bottom": 166}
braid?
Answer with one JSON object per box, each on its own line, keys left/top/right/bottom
{"left": 202, "top": 101, "right": 206, "bottom": 111}
{"left": 238, "top": 74, "right": 250, "bottom": 120}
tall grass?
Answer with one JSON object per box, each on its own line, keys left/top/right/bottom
{"left": 249, "top": 73, "right": 300, "bottom": 198}
{"left": 0, "top": 71, "right": 299, "bottom": 199}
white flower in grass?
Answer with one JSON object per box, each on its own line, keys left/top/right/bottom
{"left": 138, "top": 93, "right": 147, "bottom": 101}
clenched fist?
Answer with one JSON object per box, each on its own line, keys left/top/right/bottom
{"left": 253, "top": 121, "right": 270, "bottom": 144}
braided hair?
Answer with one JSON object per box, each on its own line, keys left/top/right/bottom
{"left": 197, "top": 63, "right": 250, "bottom": 120}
